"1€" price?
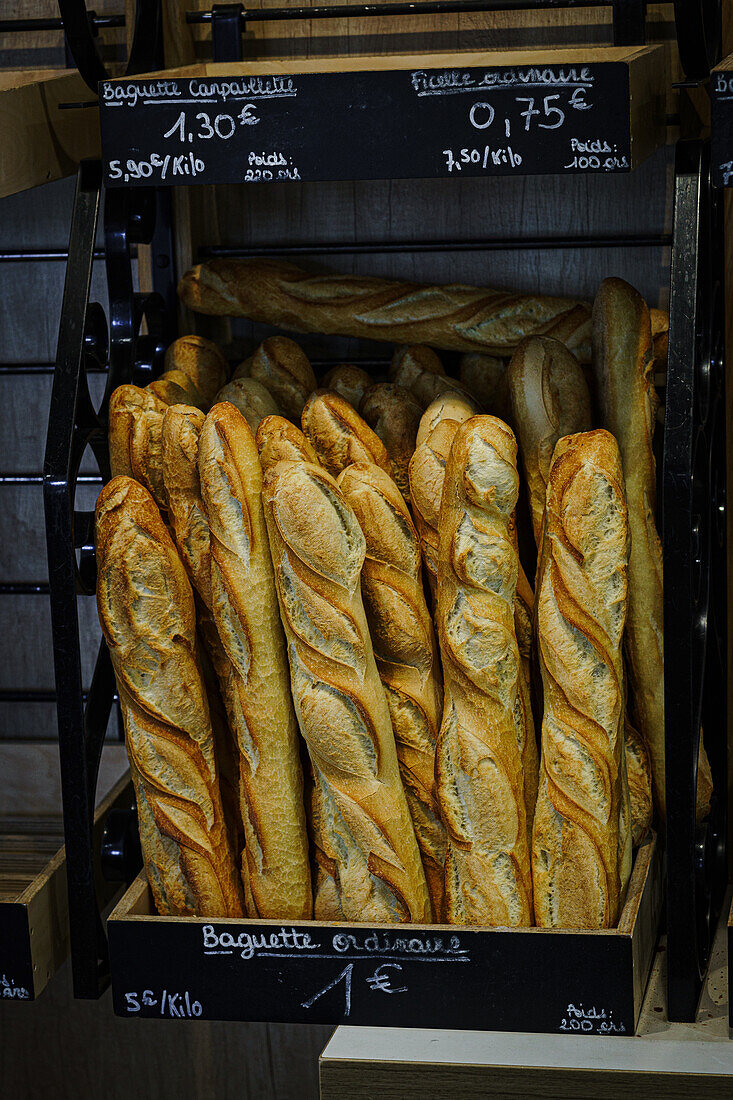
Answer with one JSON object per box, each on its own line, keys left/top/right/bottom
{"left": 163, "top": 106, "right": 260, "bottom": 143}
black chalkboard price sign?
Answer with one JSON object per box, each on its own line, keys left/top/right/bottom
{"left": 98, "top": 49, "right": 664, "bottom": 187}
{"left": 711, "top": 56, "right": 733, "bottom": 187}
{"left": 0, "top": 904, "right": 34, "bottom": 1002}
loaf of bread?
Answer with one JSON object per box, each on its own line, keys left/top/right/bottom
{"left": 178, "top": 258, "right": 592, "bottom": 360}
{"left": 198, "top": 403, "right": 312, "bottom": 918}
{"left": 108, "top": 385, "right": 173, "bottom": 509}
{"left": 391, "top": 345, "right": 477, "bottom": 408}
{"left": 358, "top": 383, "right": 422, "bottom": 500}
{"left": 261, "top": 458, "right": 431, "bottom": 922}
{"left": 532, "top": 429, "right": 632, "bottom": 928}
{"left": 214, "top": 377, "right": 279, "bottom": 432}
{"left": 164, "top": 335, "right": 229, "bottom": 406}
{"left": 624, "top": 718, "right": 653, "bottom": 846}
{"left": 256, "top": 414, "right": 320, "bottom": 470}
{"left": 507, "top": 336, "right": 592, "bottom": 548}
{"left": 321, "top": 364, "right": 372, "bottom": 408}
{"left": 408, "top": 417, "right": 460, "bottom": 601}
{"left": 593, "top": 277, "right": 712, "bottom": 822}
{"left": 415, "top": 392, "right": 478, "bottom": 448}
{"left": 338, "top": 462, "right": 447, "bottom": 918}
{"left": 301, "top": 390, "right": 392, "bottom": 478}
{"left": 435, "top": 416, "right": 533, "bottom": 925}
{"left": 459, "top": 353, "right": 507, "bottom": 410}
{"left": 250, "top": 336, "right": 316, "bottom": 419}
{"left": 95, "top": 475, "right": 244, "bottom": 917}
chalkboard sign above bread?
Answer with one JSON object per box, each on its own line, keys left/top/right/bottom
{"left": 99, "top": 46, "right": 666, "bottom": 186}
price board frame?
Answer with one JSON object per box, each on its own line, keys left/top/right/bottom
{"left": 107, "top": 834, "right": 661, "bottom": 1034}
{"left": 98, "top": 46, "right": 666, "bottom": 188}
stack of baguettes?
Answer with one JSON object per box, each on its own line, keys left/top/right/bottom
{"left": 94, "top": 260, "right": 710, "bottom": 930}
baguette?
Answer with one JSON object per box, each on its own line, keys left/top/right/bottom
{"left": 301, "top": 390, "right": 392, "bottom": 478}
{"left": 507, "top": 336, "right": 592, "bottom": 548}
{"left": 178, "top": 258, "right": 593, "bottom": 360}
{"left": 436, "top": 416, "right": 533, "bottom": 925}
{"left": 250, "top": 336, "right": 317, "bottom": 419}
{"left": 198, "top": 403, "right": 312, "bottom": 918}
{"left": 215, "top": 377, "right": 279, "bottom": 432}
{"left": 338, "top": 461, "right": 447, "bottom": 918}
{"left": 459, "top": 353, "right": 507, "bottom": 410}
{"left": 415, "top": 392, "right": 478, "bottom": 448}
{"left": 256, "top": 414, "right": 320, "bottom": 471}
{"left": 592, "top": 277, "right": 712, "bottom": 821}
{"left": 108, "top": 385, "right": 172, "bottom": 508}
{"left": 163, "top": 334, "right": 229, "bottom": 407}
{"left": 95, "top": 475, "right": 244, "bottom": 917}
{"left": 391, "top": 345, "right": 477, "bottom": 408}
{"left": 321, "top": 364, "right": 372, "bottom": 408}
{"left": 358, "top": 383, "right": 422, "bottom": 500}
{"left": 262, "top": 458, "right": 431, "bottom": 922}
{"left": 624, "top": 718, "right": 653, "bottom": 846}
{"left": 532, "top": 429, "right": 632, "bottom": 928}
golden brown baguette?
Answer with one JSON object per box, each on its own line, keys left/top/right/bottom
{"left": 435, "top": 416, "right": 533, "bottom": 925}
{"left": 532, "top": 429, "right": 632, "bottom": 928}
{"left": 250, "top": 336, "right": 317, "bottom": 419}
{"left": 415, "top": 391, "right": 479, "bottom": 448}
{"left": 108, "top": 385, "right": 173, "bottom": 508}
{"left": 321, "top": 364, "right": 372, "bottom": 408}
{"left": 391, "top": 345, "right": 478, "bottom": 408}
{"left": 358, "top": 383, "right": 422, "bottom": 500}
{"left": 160, "top": 405, "right": 242, "bottom": 852}
{"left": 164, "top": 335, "right": 229, "bottom": 406}
{"left": 95, "top": 475, "right": 244, "bottom": 917}
{"left": 624, "top": 718, "right": 653, "bottom": 846}
{"left": 255, "top": 414, "right": 320, "bottom": 470}
{"left": 198, "top": 403, "right": 312, "bottom": 918}
{"left": 592, "top": 277, "right": 712, "bottom": 822}
{"left": 214, "top": 377, "right": 279, "bottom": 432}
{"left": 262, "top": 458, "right": 431, "bottom": 922}
{"left": 507, "top": 336, "right": 592, "bottom": 548}
{"left": 178, "top": 259, "right": 593, "bottom": 360}
{"left": 338, "top": 461, "right": 447, "bottom": 919}
{"left": 301, "top": 390, "right": 392, "bottom": 478}
{"left": 459, "top": 353, "right": 507, "bottom": 410}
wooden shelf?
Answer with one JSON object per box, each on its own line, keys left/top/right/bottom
{"left": 0, "top": 68, "right": 100, "bottom": 199}
{"left": 0, "top": 772, "right": 131, "bottom": 1001}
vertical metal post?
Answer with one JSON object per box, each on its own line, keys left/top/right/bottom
{"left": 211, "top": 3, "right": 244, "bottom": 62}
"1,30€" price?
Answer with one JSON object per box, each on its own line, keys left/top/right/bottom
{"left": 162, "top": 106, "right": 260, "bottom": 143}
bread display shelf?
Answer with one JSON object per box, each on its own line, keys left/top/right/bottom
{"left": 0, "top": 773, "right": 131, "bottom": 1001}
{"left": 0, "top": 69, "right": 100, "bottom": 199}
{"left": 98, "top": 45, "right": 665, "bottom": 188}
{"left": 106, "top": 834, "right": 660, "bottom": 1032}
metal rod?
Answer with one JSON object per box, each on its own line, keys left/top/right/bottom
{"left": 0, "top": 474, "right": 101, "bottom": 484}
{"left": 202, "top": 233, "right": 672, "bottom": 259}
{"left": 0, "top": 364, "right": 105, "bottom": 374}
{"left": 188, "top": 0, "right": 610, "bottom": 23}
{"left": 0, "top": 690, "right": 119, "bottom": 703}
{"left": 0, "top": 583, "right": 50, "bottom": 595}
{"left": 0, "top": 15, "right": 125, "bottom": 32}
{"left": 0, "top": 250, "right": 106, "bottom": 263}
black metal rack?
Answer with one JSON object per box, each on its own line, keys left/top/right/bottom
{"left": 43, "top": 0, "right": 727, "bottom": 1023}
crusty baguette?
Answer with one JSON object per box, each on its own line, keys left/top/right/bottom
{"left": 215, "top": 377, "right": 279, "bottom": 432}
{"left": 391, "top": 345, "right": 478, "bottom": 408}
{"left": 459, "top": 353, "right": 507, "bottom": 410}
{"left": 108, "top": 385, "right": 172, "bottom": 508}
{"left": 262, "top": 458, "right": 431, "bottom": 922}
{"left": 338, "top": 461, "right": 447, "bottom": 918}
{"left": 198, "top": 403, "right": 312, "bottom": 918}
{"left": 164, "top": 335, "right": 229, "bottom": 406}
{"left": 256, "top": 414, "right": 320, "bottom": 471}
{"left": 408, "top": 417, "right": 459, "bottom": 602}
{"left": 321, "top": 364, "right": 372, "bottom": 408}
{"left": 592, "top": 277, "right": 712, "bottom": 822}
{"left": 532, "top": 429, "right": 632, "bottom": 928}
{"left": 624, "top": 718, "right": 653, "bottom": 846}
{"left": 415, "top": 392, "right": 478, "bottom": 448}
{"left": 95, "top": 475, "right": 244, "bottom": 917}
{"left": 507, "top": 336, "right": 592, "bottom": 548}
{"left": 358, "top": 383, "right": 422, "bottom": 500}
{"left": 250, "top": 336, "right": 316, "bottom": 419}
{"left": 301, "top": 390, "right": 392, "bottom": 478}
{"left": 178, "top": 258, "right": 593, "bottom": 360}
{"left": 148, "top": 371, "right": 203, "bottom": 409}
{"left": 436, "top": 416, "right": 533, "bottom": 925}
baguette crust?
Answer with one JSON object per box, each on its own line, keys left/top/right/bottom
{"left": 624, "top": 718, "right": 653, "bottom": 846}
{"left": 178, "top": 259, "right": 592, "bottom": 360}
{"left": 256, "top": 414, "right": 320, "bottom": 470}
{"left": 532, "top": 429, "right": 632, "bottom": 928}
{"left": 592, "top": 278, "right": 711, "bottom": 821}
{"left": 416, "top": 392, "right": 478, "bottom": 448}
{"left": 262, "top": 459, "right": 431, "bottom": 922}
{"left": 301, "top": 390, "right": 392, "bottom": 478}
{"left": 95, "top": 476, "right": 244, "bottom": 917}
{"left": 391, "top": 345, "right": 477, "bottom": 408}
{"left": 507, "top": 336, "right": 592, "bottom": 548}
{"left": 108, "top": 385, "right": 172, "bottom": 508}
{"left": 198, "top": 403, "right": 312, "bottom": 918}
{"left": 436, "top": 416, "right": 533, "bottom": 926}
{"left": 215, "top": 377, "right": 279, "bottom": 432}
{"left": 164, "top": 335, "right": 229, "bottom": 406}
{"left": 338, "top": 462, "right": 447, "bottom": 918}
{"left": 359, "top": 383, "right": 422, "bottom": 500}
{"left": 321, "top": 364, "right": 372, "bottom": 408}
{"left": 251, "top": 336, "right": 317, "bottom": 419}
{"left": 460, "top": 353, "right": 507, "bottom": 410}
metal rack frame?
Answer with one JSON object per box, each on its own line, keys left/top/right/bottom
{"left": 45, "top": 0, "right": 727, "bottom": 1017}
